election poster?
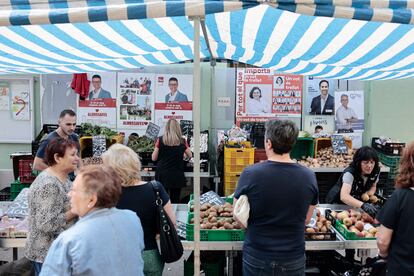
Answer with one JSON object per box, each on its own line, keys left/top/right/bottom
{"left": 235, "top": 68, "right": 303, "bottom": 125}
{"left": 77, "top": 72, "right": 117, "bottom": 128}
{"left": 117, "top": 73, "right": 154, "bottom": 130}
{"left": 154, "top": 74, "right": 193, "bottom": 130}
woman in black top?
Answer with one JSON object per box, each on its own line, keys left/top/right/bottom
{"left": 377, "top": 142, "right": 414, "bottom": 275}
{"left": 326, "top": 146, "right": 380, "bottom": 217}
{"left": 152, "top": 119, "right": 192, "bottom": 203}
{"left": 102, "top": 144, "right": 175, "bottom": 276}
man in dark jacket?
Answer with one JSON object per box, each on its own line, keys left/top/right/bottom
{"left": 310, "top": 80, "right": 335, "bottom": 115}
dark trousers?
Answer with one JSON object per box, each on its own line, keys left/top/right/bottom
{"left": 243, "top": 251, "right": 305, "bottom": 276}
{"left": 166, "top": 188, "right": 181, "bottom": 203}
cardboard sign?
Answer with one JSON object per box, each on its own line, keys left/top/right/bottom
{"left": 331, "top": 134, "right": 348, "bottom": 154}
{"left": 200, "top": 191, "right": 226, "bottom": 206}
{"left": 144, "top": 122, "right": 160, "bottom": 140}
{"left": 180, "top": 120, "right": 193, "bottom": 136}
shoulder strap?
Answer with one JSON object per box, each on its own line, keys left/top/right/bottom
{"left": 151, "top": 180, "right": 163, "bottom": 206}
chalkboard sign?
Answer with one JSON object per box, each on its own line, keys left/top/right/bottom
{"left": 200, "top": 191, "right": 226, "bottom": 205}
{"left": 92, "top": 135, "right": 106, "bottom": 157}
{"left": 180, "top": 120, "right": 193, "bottom": 136}
{"left": 144, "top": 122, "right": 160, "bottom": 140}
{"left": 331, "top": 134, "right": 348, "bottom": 154}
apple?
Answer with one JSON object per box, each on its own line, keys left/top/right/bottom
{"left": 343, "top": 217, "right": 353, "bottom": 227}
{"left": 355, "top": 221, "right": 365, "bottom": 232}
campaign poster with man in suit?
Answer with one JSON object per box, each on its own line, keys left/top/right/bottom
{"left": 306, "top": 77, "right": 336, "bottom": 116}
{"left": 154, "top": 74, "right": 193, "bottom": 127}
{"left": 77, "top": 72, "right": 117, "bottom": 128}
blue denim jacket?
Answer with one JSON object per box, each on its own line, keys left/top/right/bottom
{"left": 40, "top": 208, "right": 145, "bottom": 276}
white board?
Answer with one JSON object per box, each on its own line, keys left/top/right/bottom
{"left": 0, "top": 77, "right": 34, "bottom": 143}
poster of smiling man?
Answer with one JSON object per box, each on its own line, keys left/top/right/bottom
{"left": 335, "top": 91, "right": 364, "bottom": 131}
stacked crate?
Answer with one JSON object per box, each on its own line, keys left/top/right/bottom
{"left": 223, "top": 142, "right": 254, "bottom": 196}
{"left": 377, "top": 151, "right": 401, "bottom": 196}
{"left": 11, "top": 159, "right": 36, "bottom": 200}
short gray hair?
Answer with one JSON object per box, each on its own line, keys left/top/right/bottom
{"left": 265, "top": 119, "right": 298, "bottom": 154}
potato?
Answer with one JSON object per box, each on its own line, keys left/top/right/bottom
{"left": 200, "top": 204, "right": 208, "bottom": 211}
{"left": 224, "top": 207, "right": 233, "bottom": 213}
{"left": 224, "top": 222, "right": 233, "bottom": 229}
{"left": 320, "top": 226, "right": 327, "bottom": 233}
{"left": 209, "top": 217, "right": 217, "bottom": 223}
{"left": 325, "top": 221, "right": 332, "bottom": 230}
{"left": 201, "top": 223, "right": 207, "bottom": 229}
{"left": 369, "top": 195, "right": 378, "bottom": 204}
{"left": 205, "top": 203, "right": 211, "bottom": 209}
{"left": 305, "top": 228, "right": 315, "bottom": 233}
{"left": 190, "top": 218, "right": 194, "bottom": 224}
{"left": 217, "top": 220, "right": 224, "bottom": 227}
{"left": 204, "top": 222, "right": 212, "bottom": 229}
{"left": 219, "top": 226, "right": 225, "bottom": 230}
{"left": 208, "top": 212, "right": 218, "bottom": 218}
{"left": 211, "top": 226, "right": 218, "bottom": 230}
{"left": 361, "top": 193, "right": 370, "bottom": 202}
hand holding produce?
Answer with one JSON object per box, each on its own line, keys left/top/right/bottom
{"left": 361, "top": 203, "right": 378, "bottom": 218}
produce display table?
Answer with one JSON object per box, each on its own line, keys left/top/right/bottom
{"left": 0, "top": 205, "right": 379, "bottom": 265}
{"left": 311, "top": 166, "right": 389, "bottom": 173}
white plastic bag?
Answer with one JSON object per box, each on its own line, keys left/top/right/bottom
{"left": 233, "top": 195, "right": 250, "bottom": 228}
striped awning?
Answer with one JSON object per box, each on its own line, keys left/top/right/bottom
{"left": 2, "top": 0, "right": 413, "bottom": 27}
{"left": 269, "top": 0, "right": 414, "bottom": 24}
{"left": 205, "top": 5, "right": 414, "bottom": 80}
{"left": 0, "top": 3, "right": 413, "bottom": 80}
{"left": 0, "top": 17, "right": 210, "bottom": 74}
{"left": 0, "top": 0, "right": 255, "bottom": 26}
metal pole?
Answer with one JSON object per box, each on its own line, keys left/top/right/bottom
{"left": 192, "top": 16, "right": 201, "bottom": 276}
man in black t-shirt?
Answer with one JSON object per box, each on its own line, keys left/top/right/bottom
{"left": 234, "top": 119, "right": 318, "bottom": 276}
{"left": 34, "top": 110, "right": 80, "bottom": 172}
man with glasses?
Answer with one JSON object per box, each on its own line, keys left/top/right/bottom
{"left": 88, "top": 75, "right": 112, "bottom": 100}
{"left": 165, "top": 77, "right": 188, "bottom": 102}
{"left": 33, "top": 109, "right": 80, "bottom": 172}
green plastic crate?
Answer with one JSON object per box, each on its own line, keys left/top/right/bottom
{"left": 186, "top": 213, "right": 245, "bottom": 241}
{"left": 378, "top": 151, "right": 400, "bottom": 168}
{"left": 334, "top": 220, "right": 376, "bottom": 240}
{"left": 11, "top": 181, "right": 31, "bottom": 193}
{"left": 184, "top": 259, "right": 224, "bottom": 276}
{"left": 291, "top": 137, "right": 314, "bottom": 160}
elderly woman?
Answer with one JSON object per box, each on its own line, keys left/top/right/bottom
{"left": 25, "top": 137, "right": 79, "bottom": 275}
{"left": 40, "top": 165, "right": 145, "bottom": 276}
{"left": 102, "top": 144, "right": 175, "bottom": 276}
{"left": 376, "top": 142, "right": 414, "bottom": 275}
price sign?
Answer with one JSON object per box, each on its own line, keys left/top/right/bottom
{"left": 331, "top": 134, "right": 348, "bottom": 154}
{"left": 180, "top": 120, "right": 193, "bottom": 136}
{"left": 144, "top": 122, "right": 160, "bottom": 140}
{"left": 200, "top": 191, "right": 226, "bottom": 205}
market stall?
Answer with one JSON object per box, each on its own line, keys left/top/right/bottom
{"left": 1, "top": 1, "right": 414, "bottom": 274}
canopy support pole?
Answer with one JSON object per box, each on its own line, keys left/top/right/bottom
{"left": 192, "top": 16, "right": 202, "bottom": 276}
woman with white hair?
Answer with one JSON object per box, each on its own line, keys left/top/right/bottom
{"left": 102, "top": 144, "right": 176, "bottom": 276}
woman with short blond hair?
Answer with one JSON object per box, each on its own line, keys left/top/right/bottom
{"left": 102, "top": 144, "right": 176, "bottom": 276}
{"left": 152, "top": 119, "right": 192, "bottom": 203}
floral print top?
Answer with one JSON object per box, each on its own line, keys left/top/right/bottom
{"left": 25, "top": 171, "right": 71, "bottom": 263}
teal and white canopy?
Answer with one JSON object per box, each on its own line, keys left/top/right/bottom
{"left": 0, "top": 0, "right": 413, "bottom": 80}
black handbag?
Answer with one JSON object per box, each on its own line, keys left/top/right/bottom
{"left": 151, "top": 181, "right": 184, "bottom": 263}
